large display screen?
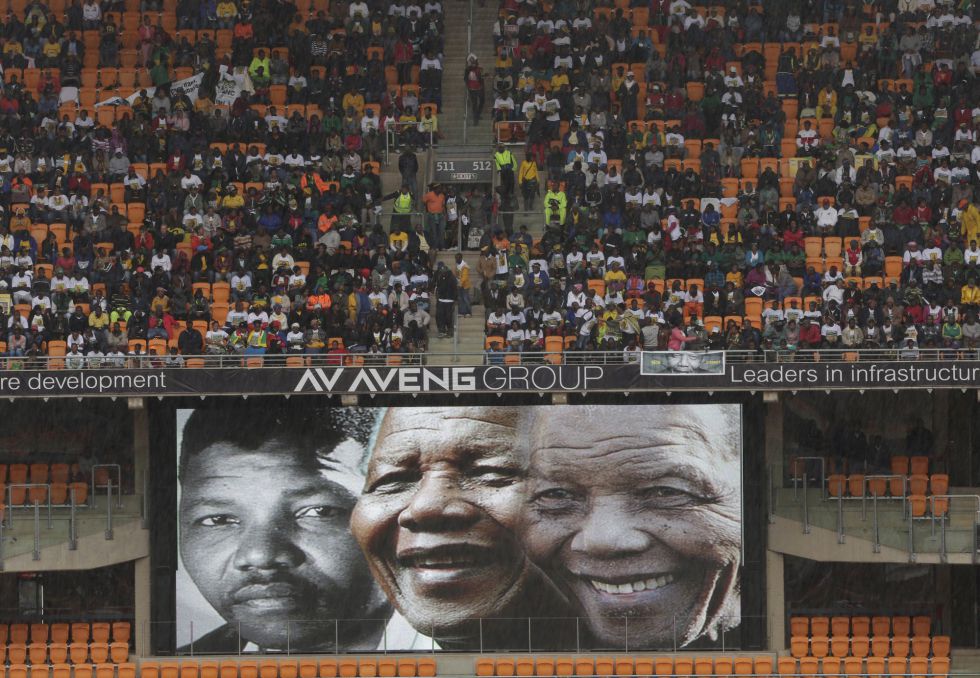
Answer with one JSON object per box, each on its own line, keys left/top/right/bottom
{"left": 175, "top": 404, "right": 743, "bottom": 653}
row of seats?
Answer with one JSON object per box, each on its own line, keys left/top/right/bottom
{"left": 776, "top": 656, "right": 949, "bottom": 677}
{"left": 826, "top": 474, "right": 949, "bottom": 499}
{"left": 476, "top": 657, "right": 774, "bottom": 678}
{"left": 788, "top": 636, "right": 949, "bottom": 660}
{"left": 790, "top": 615, "right": 932, "bottom": 638}
{"left": 0, "top": 482, "right": 91, "bottom": 508}
{"left": 0, "top": 664, "right": 134, "bottom": 678}
{"left": 141, "top": 659, "right": 437, "bottom": 678}
{"left": 0, "top": 643, "right": 128, "bottom": 665}
{"left": 0, "top": 625, "right": 129, "bottom": 646}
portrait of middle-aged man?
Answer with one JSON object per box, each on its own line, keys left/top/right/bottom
{"left": 177, "top": 406, "right": 430, "bottom": 653}
{"left": 351, "top": 406, "right": 573, "bottom": 650}
{"left": 520, "top": 404, "right": 742, "bottom": 650}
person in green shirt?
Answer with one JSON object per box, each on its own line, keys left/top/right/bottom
{"left": 942, "top": 319, "right": 963, "bottom": 347}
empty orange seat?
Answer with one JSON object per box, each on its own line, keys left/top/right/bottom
{"left": 536, "top": 659, "right": 555, "bottom": 677}
{"left": 776, "top": 658, "right": 797, "bottom": 677}
{"left": 851, "top": 636, "right": 870, "bottom": 658}
{"left": 754, "top": 657, "right": 773, "bottom": 677}
{"left": 477, "top": 660, "right": 495, "bottom": 677}
{"left": 359, "top": 660, "right": 378, "bottom": 678}
{"left": 161, "top": 663, "right": 181, "bottom": 678}
{"left": 653, "top": 659, "right": 673, "bottom": 677}
{"left": 417, "top": 660, "right": 435, "bottom": 678}
{"left": 396, "top": 660, "right": 416, "bottom": 678}
{"left": 614, "top": 659, "right": 633, "bottom": 676}
{"left": 181, "top": 663, "right": 200, "bottom": 678}
{"left": 259, "top": 661, "right": 278, "bottom": 678}
{"left": 201, "top": 663, "right": 219, "bottom": 678}
{"left": 91, "top": 623, "right": 110, "bottom": 643}
{"left": 573, "top": 659, "right": 594, "bottom": 676}
{"left": 338, "top": 661, "right": 358, "bottom": 678}
{"left": 892, "top": 617, "right": 911, "bottom": 637}
{"left": 811, "top": 635, "right": 830, "bottom": 658}
{"left": 68, "top": 642, "right": 88, "bottom": 664}
{"left": 831, "top": 636, "right": 850, "bottom": 657}
{"left": 28, "top": 643, "right": 47, "bottom": 664}
{"left": 48, "top": 643, "right": 68, "bottom": 664}
{"left": 866, "top": 658, "right": 885, "bottom": 678}
{"left": 119, "top": 665, "right": 137, "bottom": 678}
{"left": 318, "top": 661, "right": 338, "bottom": 678}
{"left": 633, "top": 659, "right": 653, "bottom": 676}
{"left": 89, "top": 642, "right": 109, "bottom": 664}
{"left": 496, "top": 659, "right": 516, "bottom": 677}
{"left": 219, "top": 661, "right": 239, "bottom": 678}
{"left": 871, "top": 636, "right": 891, "bottom": 657}
{"left": 555, "top": 659, "right": 573, "bottom": 677}
{"left": 932, "top": 636, "right": 951, "bottom": 658}
{"left": 793, "top": 635, "right": 813, "bottom": 660}
{"left": 892, "top": 636, "right": 911, "bottom": 657}
{"left": 852, "top": 617, "right": 871, "bottom": 637}
{"left": 516, "top": 659, "right": 534, "bottom": 677}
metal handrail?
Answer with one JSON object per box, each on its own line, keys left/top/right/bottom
{"left": 92, "top": 463, "right": 123, "bottom": 509}
{"left": 15, "top": 347, "right": 980, "bottom": 371}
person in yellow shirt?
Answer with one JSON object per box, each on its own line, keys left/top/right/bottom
{"left": 604, "top": 261, "right": 627, "bottom": 291}
{"left": 549, "top": 67, "right": 569, "bottom": 91}
{"left": 248, "top": 50, "right": 270, "bottom": 81}
{"left": 41, "top": 38, "right": 61, "bottom": 66}
{"left": 216, "top": 0, "right": 238, "bottom": 28}
{"left": 518, "top": 154, "right": 539, "bottom": 211}
{"left": 220, "top": 185, "right": 245, "bottom": 210}
{"left": 342, "top": 91, "right": 365, "bottom": 117}
{"left": 726, "top": 265, "right": 744, "bottom": 289}
{"left": 961, "top": 200, "right": 980, "bottom": 246}
{"left": 817, "top": 84, "right": 837, "bottom": 119}
{"left": 961, "top": 277, "right": 980, "bottom": 308}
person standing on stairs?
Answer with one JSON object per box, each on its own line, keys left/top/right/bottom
{"left": 398, "top": 147, "right": 419, "bottom": 202}
{"left": 464, "top": 54, "right": 486, "bottom": 125}
{"left": 434, "top": 262, "right": 458, "bottom": 338}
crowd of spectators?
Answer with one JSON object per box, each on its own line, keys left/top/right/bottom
{"left": 482, "top": 0, "right": 980, "bottom": 357}
{"left": 0, "top": 0, "right": 458, "bottom": 366}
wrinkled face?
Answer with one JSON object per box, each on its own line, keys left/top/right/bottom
{"left": 180, "top": 442, "right": 386, "bottom": 650}
{"left": 520, "top": 405, "right": 742, "bottom": 649}
{"left": 665, "top": 351, "right": 703, "bottom": 372}
{"left": 351, "top": 408, "right": 531, "bottom": 635}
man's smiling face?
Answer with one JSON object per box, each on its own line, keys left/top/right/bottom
{"left": 351, "top": 407, "right": 533, "bottom": 635}
{"left": 520, "top": 405, "right": 742, "bottom": 648}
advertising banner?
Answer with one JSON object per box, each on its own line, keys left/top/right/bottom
{"left": 0, "top": 359, "right": 977, "bottom": 398}
{"left": 175, "top": 404, "right": 743, "bottom": 653}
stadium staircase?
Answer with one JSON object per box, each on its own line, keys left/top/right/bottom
{"left": 439, "top": 2, "right": 497, "bottom": 146}
{"left": 0, "top": 494, "right": 147, "bottom": 572}
{"left": 431, "top": 251, "right": 486, "bottom": 365}
{"left": 770, "top": 484, "right": 980, "bottom": 565}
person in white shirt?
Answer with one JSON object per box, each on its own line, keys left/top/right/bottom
{"left": 815, "top": 200, "right": 838, "bottom": 232}
{"left": 149, "top": 249, "right": 172, "bottom": 274}
{"left": 823, "top": 279, "right": 845, "bottom": 306}
{"left": 797, "top": 119, "right": 819, "bottom": 153}
{"left": 903, "top": 242, "right": 924, "bottom": 266}
{"left": 965, "top": 240, "right": 980, "bottom": 266}
{"left": 230, "top": 271, "right": 252, "bottom": 301}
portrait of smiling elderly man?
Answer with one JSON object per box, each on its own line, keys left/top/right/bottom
{"left": 351, "top": 406, "right": 572, "bottom": 650}
{"left": 520, "top": 404, "right": 742, "bottom": 649}
{"left": 177, "top": 406, "right": 429, "bottom": 653}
